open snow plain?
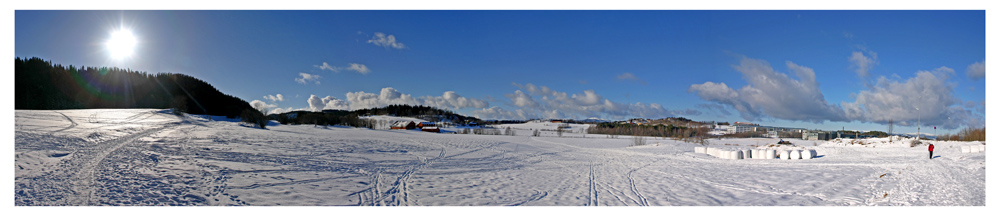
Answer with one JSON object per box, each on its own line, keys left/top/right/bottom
{"left": 14, "top": 109, "right": 985, "bottom": 206}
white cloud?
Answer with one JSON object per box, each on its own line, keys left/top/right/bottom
{"left": 849, "top": 50, "right": 878, "bottom": 78}
{"left": 506, "top": 90, "right": 539, "bottom": 109}
{"left": 420, "top": 91, "right": 489, "bottom": 110}
{"left": 347, "top": 63, "right": 371, "bottom": 75}
{"left": 338, "top": 87, "right": 488, "bottom": 111}
{"left": 966, "top": 60, "right": 985, "bottom": 80}
{"left": 616, "top": 73, "right": 648, "bottom": 85}
{"left": 844, "top": 66, "right": 977, "bottom": 129}
{"left": 689, "top": 56, "right": 983, "bottom": 129}
{"left": 367, "top": 32, "right": 407, "bottom": 49}
{"left": 307, "top": 95, "right": 324, "bottom": 112}
{"left": 315, "top": 62, "right": 372, "bottom": 75}
{"left": 688, "top": 57, "right": 847, "bottom": 123}
{"left": 295, "top": 73, "right": 321, "bottom": 85}
{"left": 472, "top": 106, "right": 536, "bottom": 120}
{"left": 264, "top": 94, "right": 284, "bottom": 102}
{"left": 317, "top": 62, "right": 336, "bottom": 71}
{"left": 497, "top": 83, "right": 679, "bottom": 120}
{"left": 249, "top": 100, "right": 278, "bottom": 114}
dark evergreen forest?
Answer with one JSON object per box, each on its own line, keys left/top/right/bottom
{"left": 15, "top": 57, "right": 258, "bottom": 119}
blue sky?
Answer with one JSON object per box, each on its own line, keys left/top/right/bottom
{"left": 14, "top": 10, "right": 986, "bottom": 135}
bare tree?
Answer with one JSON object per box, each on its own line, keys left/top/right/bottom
{"left": 557, "top": 127, "right": 564, "bottom": 137}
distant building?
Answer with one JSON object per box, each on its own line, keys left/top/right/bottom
{"left": 728, "top": 125, "right": 761, "bottom": 134}
{"left": 417, "top": 122, "right": 436, "bottom": 128}
{"left": 802, "top": 131, "right": 832, "bottom": 141}
{"left": 767, "top": 131, "right": 778, "bottom": 138}
{"left": 421, "top": 127, "right": 440, "bottom": 133}
{"left": 391, "top": 121, "right": 416, "bottom": 130}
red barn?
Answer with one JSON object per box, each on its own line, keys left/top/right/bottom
{"left": 421, "top": 127, "right": 440, "bottom": 133}
{"left": 417, "top": 122, "right": 436, "bottom": 128}
{"left": 390, "top": 121, "right": 416, "bottom": 130}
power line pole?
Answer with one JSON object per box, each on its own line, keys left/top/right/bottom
{"left": 917, "top": 95, "right": 922, "bottom": 140}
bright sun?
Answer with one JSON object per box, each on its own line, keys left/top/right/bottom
{"left": 106, "top": 29, "right": 137, "bottom": 59}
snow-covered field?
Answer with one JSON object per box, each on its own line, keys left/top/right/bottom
{"left": 14, "top": 109, "right": 986, "bottom": 206}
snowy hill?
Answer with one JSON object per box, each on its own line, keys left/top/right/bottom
{"left": 15, "top": 109, "right": 986, "bottom": 206}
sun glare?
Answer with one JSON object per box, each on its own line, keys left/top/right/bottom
{"left": 106, "top": 29, "right": 137, "bottom": 60}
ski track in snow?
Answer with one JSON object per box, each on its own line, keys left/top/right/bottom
{"left": 14, "top": 110, "right": 987, "bottom": 206}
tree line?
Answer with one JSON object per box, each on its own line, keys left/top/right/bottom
{"left": 15, "top": 57, "right": 265, "bottom": 127}
{"left": 586, "top": 122, "right": 709, "bottom": 139}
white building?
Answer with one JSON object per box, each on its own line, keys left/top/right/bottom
{"left": 727, "top": 125, "right": 760, "bottom": 134}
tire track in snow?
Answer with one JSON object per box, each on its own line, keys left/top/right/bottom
{"left": 627, "top": 165, "right": 650, "bottom": 206}
{"left": 69, "top": 123, "right": 175, "bottom": 205}
{"left": 357, "top": 140, "right": 447, "bottom": 206}
{"left": 588, "top": 161, "right": 598, "bottom": 206}
{"left": 49, "top": 111, "right": 78, "bottom": 136}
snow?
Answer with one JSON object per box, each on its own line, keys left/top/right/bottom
{"left": 13, "top": 109, "right": 987, "bottom": 206}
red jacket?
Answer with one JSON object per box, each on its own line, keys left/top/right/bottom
{"left": 928, "top": 144, "right": 935, "bottom": 151}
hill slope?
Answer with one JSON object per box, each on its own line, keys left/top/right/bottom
{"left": 15, "top": 57, "right": 256, "bottom": 118}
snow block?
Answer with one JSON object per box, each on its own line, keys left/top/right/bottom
{"left": 695, "top": 147, "right": 706, "bottom": 154}
{"left": 765, "top": 150, "right": 776, "bottom": 159}
{"left": 961, "top": 146, "right": 971, "bottom": 153}
{"left": 790, "top": 150, "right": 801, "bottom": 160}
{"left": 779, "top": 150, "right": 790, "bottom": 160}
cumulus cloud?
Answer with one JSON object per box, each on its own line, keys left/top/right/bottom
{"left": 420, "top": 91, "right": 489, "bottom": 110}
{"left": 688, "top": 57, "right": 847, "bottom": 123}
{"left": 250, "top": 100, "right": 278, "bottom": 114}
{"left": 315, "top": 62, "right": 372, "bottom": 75}
{"left": 616, "top": 73, "right": 648, "bottom": 85}
{"left": 844, "top": 67, "right": 978, "bottom": 129}
{"left": 689, "top": 56, "right": 983, "bottom": 129}
{"left": 367, "top": 32, "right": 407, "bottom": 49}
{"left": 264, "top": 94, "right": 284, "bottom": 102}
{"left": 295, "top": 73, "right": 321, "bottom": 85}
{"left": 966, "top": 60, "right": 985, "bottom": 80}
{"left": 849, "top": 50, "right": 878, "bottom": 78}
{"left": 300, "top": 87, "right": 490, "bottom": 111}
{"left": 495, "top": 83, "right": 681, "bottom": 120}
{"left": 472, "top": 106, "right": 537, "bottom": 120}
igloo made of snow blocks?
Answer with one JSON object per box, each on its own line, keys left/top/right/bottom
{"left": 765, "top": 149, "right": 776, "bottom": 159}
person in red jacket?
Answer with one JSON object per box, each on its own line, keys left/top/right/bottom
{"left": 928, "top": 143, "right": 935, "bottom": 159}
